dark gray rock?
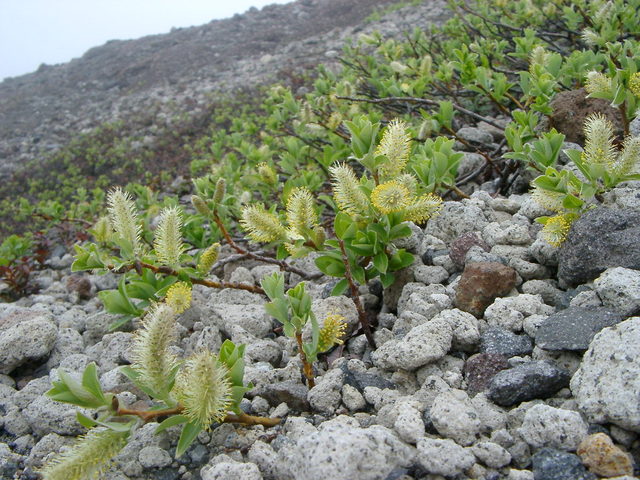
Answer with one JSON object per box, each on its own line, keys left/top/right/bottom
{"left": 531, "top": 448, "right": 596, "bottom": 480}
{"left": 464, "top": 353, "right": 510, "bottom": 397}
{"left": 340, "top": 363, "right": 395, "bottom": 392}
{"left": 487, "top": 361, "right": 570, "bottom": 407}
{"left": 536, "top": 306, "right": 624, "bottom": 351}
{"left": 254, "top": 381, "right": 309, "bottom": 411}
{"left": 558, "top": 208, "right": 640, "bottom": 287}
{"left": 480, "top": 327, "right": 533, "bottom": 358}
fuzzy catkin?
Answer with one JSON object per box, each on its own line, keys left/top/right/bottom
{"left": 39, "top": 428, "right": 128, "bottom": 480}
{"left": 107, "top": 187, "right": 142, "bottom": 255}
{"left": 130, "top": 303, "right": 177, "bottom": 399}
{"left": 154, "top": 206, "right": 185, "bottom": 267}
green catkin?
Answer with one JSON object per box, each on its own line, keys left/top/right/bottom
{"left": 40, "top": 428, "right": 128, "bottom": 480}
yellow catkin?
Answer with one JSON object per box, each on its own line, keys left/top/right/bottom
{"left": 174, "top": 351, "right": 232, "bottom": 429}
{"left": 240, "top": 204, "right": 287, "bottom": 242}
{"left": 318, "top": 314, "right": 348, "bottom": 352}
{"left": 165, "top": 282, "right": 192, "bottom": 314}
{"left": 402, "top": 193, "right": 443, "bottom": 223}
{"left": 376, "top": 119, "right": 411, "bottom": 178}
{"left": 370, "top": 181, "right": 411, "bottom": 214}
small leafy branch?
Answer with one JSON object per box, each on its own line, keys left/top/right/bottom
{"left": 40, "top": 290, "right": 280, "bottom": 480}
{"left": 239, "top": 117, "right": 445, "bottom": 346}
{"left": 532, "top": 113, "right": 640, "bottom": 245}
{"left": 261, "top": 272, "right": 347, "bottom": 388}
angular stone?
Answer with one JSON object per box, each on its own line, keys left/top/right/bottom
{"left": 487, "top": 361, "right": 570, "bottom": 407}
{"left": 464, "top": 353, "right": 510, "bottom": 397}
{"left": 571, "top": 317, "right": 640, "bottom": 432}
{"left": 531, "top": 448, "right": 596, "bottom": 480}
{"left": 416, "top": 437, "right": 475, "bottom": 477}
{"left": 577, "top": 433, "right": 634, "bottom": 478}
{"left": 253, "top": 381, "right": 309, "bottom": 411}
{"left": 480, "top": 327, "right": 533, "bottom": 358}
{"left": 0, "top": 315, "right": 58, "bottom": 374}
{"left": 430, "top": 389, "right": 481, "bottom": 446}
{"left": 454, "top": 262, "right": 517, "bottom": 317}
{"left": 536, "top": 306, "right": 624, "bottom": 351}
{"left": 594, "top": 267, "right": 640, "bottom": 316}
{"left": 518, "top": 404, "right": 588, "bottom": 451}
{"left": 285, "top": 424, "right": 414, "bottom": 480}
{"left": 558, "top": 208, "right": 640, "bottom": 287}
{"left": 449, "top": 232, "right": 490, "bottom": 269}
{"left": 371, "top": 317, "right": 452, "bottom": 371}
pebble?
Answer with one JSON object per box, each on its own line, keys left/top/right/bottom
{"left": 487, "top": 361, "right": 570, "bottom": 407}
{"left": 535, "top": 306, "right": 623, "bottom": 351}
{"left": 576, "top": 433, "right": 635, "bottom": 478}
{"left": 454, "top": 262, "right": 518, "bottom": 317}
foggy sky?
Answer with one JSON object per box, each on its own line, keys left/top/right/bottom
{"left": 0, "top": 0, "right": 290, "bottom": 81}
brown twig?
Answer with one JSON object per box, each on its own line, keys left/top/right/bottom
{"left": 110, "top": 261, "right": 265, "bottom": 294}
{"left": 114, "top": 399, "right": 280, "bottom": 427}
{"left": 338, "top": 238, "right": 375, "bottom": 348}
{"left": 212, "top": 212, "right": 322, "bottom": 280}
{"left": 334, "top": 95, "right": 506, "bottom": 130}
{"left": 295, "top": 331, "right": 316, "bottom": 389}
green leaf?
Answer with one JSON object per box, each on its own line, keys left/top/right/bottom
{"left": 351, "top": 265, "right": 366, "bottom": 285}
{"left": 315, "top": 255, "right": 346, "bottom": 277}
{"left": 389, "top": 223, "right": 412, "bottom": 240}
{"left": 76, "top": 411, "right": 98, "bottom": 429}
{"left": 119, "top": 366, "right": 158, "bottom": 398}
{"left": 331, "top": 278, "right": 349, "bottom": 296}
{"left": 373, "top": 252, "right": 388, "bottom": 274}
{"left": 57, "top": 369, "right": 99, "bottom": 405}
{"left": 334, "top": 212, "right": 353, "bottom": 240}
{"left": 156, "top": 415, "right": 188, "bottom": 434}
{"left": 380, "top": 272, "right": 395, "bottom": 288}
{"left": 81, "top": 363, "right": 106, "bottom": 404}
{"left": 176, "top": 421, "right": 203, "bottom": 458}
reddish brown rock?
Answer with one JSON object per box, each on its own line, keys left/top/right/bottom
{"left": 577, "top": 433, "right": 634, "bottom": 477}
{"left": 549, "top": 88, "right": 624, "bottom": 144}
{"left": 464, "top": 353, "right": 509, "bottom": 396}
{"left": 66, "top": 274, "right": 92, "bottom": 299}
{"left": 449, "top": 232, "right": 490, "bottom": 269}
{"left": 454, "top": 262, "right": 517, "bottom": 317}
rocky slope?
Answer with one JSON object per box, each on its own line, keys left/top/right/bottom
{"left": 0, "top": 0, "right": 450, "bottom": 178}
{"left": 1, "top": 1, "right": 640, "bottom": 480}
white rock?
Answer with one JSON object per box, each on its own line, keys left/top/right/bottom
{"left": 416, "top": 437, "right": 475, "bottom": 477}
{"left": 430, "top": 389, "right": 481, "bottom": 446}
{"left": 440, "top": 308, "right": 480, "bottom": 352}
{"left": 518, "top": 404, "right": 588, "bottom": 451}
{"left": 484, "top": 294, "right": 553, "bottom": 332}
{"left": 472, "top": 441, "right": 512, "bottom": 468}
{"left": 210, "top": 303, "right": 272, "bottom": 337}
{"left": 247, "top": 440, "right": 279, "bottom": 480}
{"left": 0, "top": 316, "right": 58, "bottom": 374}
{"left": 594, "top": 267, "right": 640, "bottom": 316}
{"left": 483, "top": 222, "right": 531, "bottom": 246}
{"left": 371, "top": 317, "right": 452, "bottom": 371}
{"left": 571, "top": 317, "right": 640, "bottom": 432}
{"left": 413, "top": 265, "right": 449, "bottom": 285}
{"left": 284, "top": 423, "right": 415, "bottom": 480}
{"left": 308, "top": 368, "right": 344, "bottom": 414}
{"left": 201, "top": 460, "right": 263, "bottom": 480}
{"left": 342, "top": 384, "right": 367, "bottom": 412}
{"left": 506, "top": 469, "right": 535, "bottom": 480}
{"left": 138, "top": 446, "right": 172, "bottom": 468}
{"left": 393, "top": 401, "right": 425, "bottom": 444}
{"left": 425, "top": 202, "right": 489, "bottom": 243}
